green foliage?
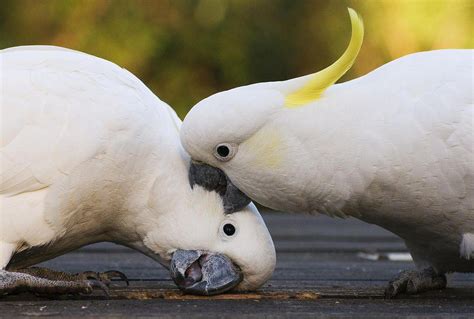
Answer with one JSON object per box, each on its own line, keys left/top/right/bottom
{"left": 1, "top": 0, "right": 472, "bottom": 118}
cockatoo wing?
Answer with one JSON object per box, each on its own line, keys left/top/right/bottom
{"left": 0, "top": 46, "right": 170, "bottom": 258}
{"left": 1, "top": 46, "right": 168, "bottom": 196}
{"left": 283, "top": 50, "right": 472, "bottom": 214}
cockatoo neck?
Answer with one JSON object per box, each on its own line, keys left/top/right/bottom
{"left": 106, "top": 129, "right": 225, "bottom": 267}
{"left": 222, "top": 80, "right": 379, "bottom": 218}
{"left": 275, "top": 81, "right": 381, "bottom": 217}
{"left": 108, "top": 140, "right": 193, "bottom": 243}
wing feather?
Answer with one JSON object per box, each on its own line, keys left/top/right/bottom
{"left": 0, "top": 46, "right": 160, "bottom": 196}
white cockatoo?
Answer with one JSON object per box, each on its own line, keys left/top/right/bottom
{"left": 180, "top": 8, "right": 473, "bottom": 297}
{"left": 0, "top": 46, "right": 276, "bottom": 296}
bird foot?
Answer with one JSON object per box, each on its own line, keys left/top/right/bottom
{"left": 0, "top": 267, "right": 128, "bottom": 297}
{"left": 384, "top": 267, "right": 447, "bottom": 298}
{"left": 16, "top": 266, "right": 129, "bottom": 287}
{"left": 0, "top": 269, "right": 109, "bottom": 296}
{"left": 76, "top": 270, "right": 129, "bottom": 286}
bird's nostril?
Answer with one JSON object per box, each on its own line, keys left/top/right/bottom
{"left": 198, "top": 253, "right": 210, "bottom": 266}
{"left": 184, "top": 260, "right": 203, "bottom": 285}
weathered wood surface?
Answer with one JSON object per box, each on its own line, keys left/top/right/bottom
{"left": 1, "top": 212, "right": 473, "bottom": 318}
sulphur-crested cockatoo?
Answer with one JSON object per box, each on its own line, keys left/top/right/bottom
{"left": 180, "top": 8, "right": 473, "bottom": 297}
{"left": 0, "top": 46, "right": 275, "bottom": 296}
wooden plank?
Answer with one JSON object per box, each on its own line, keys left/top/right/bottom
{"left": 110, "top": 289, "right": 320, "bottom": 301}
{"left": 1, "top": 212, "right": 472, "bottom": 318}
{"left": 2, "top": 297, "right": 474, "bottom": 318}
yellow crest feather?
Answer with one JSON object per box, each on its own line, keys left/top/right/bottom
{"left": 285, "top": 8, "right": 364, "bottom": 108}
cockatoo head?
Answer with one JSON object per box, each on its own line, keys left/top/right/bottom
{"left": 142, "top": 167, "right": 275, "bottom": 295}
{"left": 180, "top": 8, "right": 364, "bottom": 210}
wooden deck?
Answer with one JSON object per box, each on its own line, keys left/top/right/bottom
{"left": 1, "top": 212, "right": 473, "bottom": 318}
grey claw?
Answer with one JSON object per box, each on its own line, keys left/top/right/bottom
{"left": 103, "top": 270, "right": 129, "bottom": 286}
{"left": 80, "top": 271, "right": 100, "bottom": 281}
{"left": 406, "top": 271, "right": 446, "bottom": 294}
{"left": 384, "top": 283, "right": 400, "bottom": 299}
{"left": 86, "top": 280, "right": 110, "bottom": 297}
{"left": 384, "top": 268, "right": 447, "bottom": 299}
{"left": 79, "top": 270, "right": 129, "bottom": 286}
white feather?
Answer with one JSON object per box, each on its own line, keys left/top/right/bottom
{"left": 0, "top": 46, "right": 275, "bottom": 290}
{"left": 181, "top": 49, "right": 474, "bottom": 273}
{"left": 460, "top": 233, "right": 474, "bottom": 260}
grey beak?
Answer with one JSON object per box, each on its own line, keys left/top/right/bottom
{"left": 189, "top": 162, "right": 251, "bottom": 213}
{"left": 170, "top": 250, "right": 242, "bottom": 295}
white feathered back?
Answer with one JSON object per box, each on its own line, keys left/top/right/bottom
{"left": 0, "top": 46, "right": 181, "bottom": 257}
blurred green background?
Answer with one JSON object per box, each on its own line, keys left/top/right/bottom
{"left": 1, "top": 0, "right": 472, "bottom": 118}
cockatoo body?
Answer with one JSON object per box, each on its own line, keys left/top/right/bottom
{"left": 0, "top": 46, "right": 276, "bottom": 296}
{"left": 180, "top": 9, "right": 473, "bottom": 297}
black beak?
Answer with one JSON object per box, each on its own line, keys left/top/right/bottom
{"left": 170, "top": 250, "right": 242, "bottom": 295}
{"left": 189, "top": 161, "right": 251, "bottom": 213}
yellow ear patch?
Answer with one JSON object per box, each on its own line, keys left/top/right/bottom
{"left": 285, "top": 8, "right": 364, "bottom": 108}
{"left": 242, "top": 126, "right": 283, "bottom": 169}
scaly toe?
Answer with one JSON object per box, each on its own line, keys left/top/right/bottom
{"left": 385, "top": 268, "right": 446, "bottom": 298}
{"left": 101, "top": 270, "right": 129, "bottom": 286}
{"left": 76, "top": 270, "right": 128, "bottom": 286}
{"left": 85, "top": 280, "right": 110, "bottom": 296}
{"left": 405, "top": 270, "right": 446, "bottom": 294}
{"left": 78, "top": 271, "right": 101, "bottom": 281}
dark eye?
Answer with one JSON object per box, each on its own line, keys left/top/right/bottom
{"left": 217, "top": 145, "right": 230, "bottom": 158}
{"left": 214, "top": 143, "right": 237, "bottom": 161}
{"left": 223, "top": 223, "right": 236, "bottom": 236}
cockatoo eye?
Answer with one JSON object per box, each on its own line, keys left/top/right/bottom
{"left": 217, "top": 145, "right": 230, "bottom": 157}
{"left": 223, "top": 223, "right": 236, "bottom": 236}
{"left": 214, "top": 143, "right": 237, "bottom": 161}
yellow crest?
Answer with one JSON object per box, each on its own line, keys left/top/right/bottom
{"left": 285, "top": 8, "right": 364, "bottom": 108}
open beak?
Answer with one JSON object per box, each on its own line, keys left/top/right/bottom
{"left": 170, "top": 250, "right": 242, "bottom": 295}
{"left": 189, "top": 161, "right": 251, "bottom": 213}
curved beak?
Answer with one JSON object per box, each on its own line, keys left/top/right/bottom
{"left": 189, "top": 161, "right": 251, "bottom": 213}
{"left": 170, "top": 250, "right": 242, "bottom": 295}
